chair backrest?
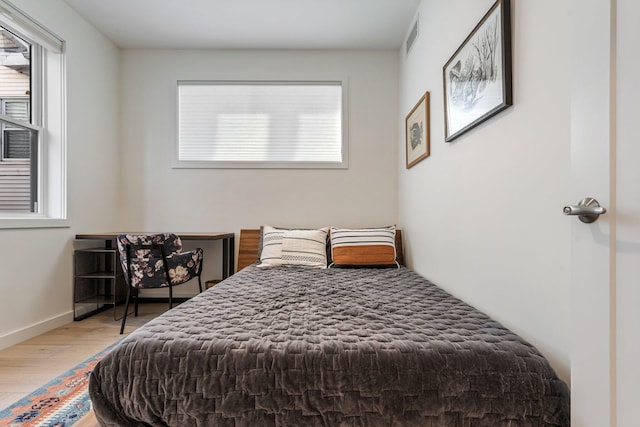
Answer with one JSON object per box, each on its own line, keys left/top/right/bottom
{"left": 116, "top": 233, "right": 183, "bottom": 289}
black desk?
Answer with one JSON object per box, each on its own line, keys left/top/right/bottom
{"left": 75, "top": 232, "right": 235, "bottom": 278}
{"left": 73, "top": 232, "right": 235, "bottom": 320}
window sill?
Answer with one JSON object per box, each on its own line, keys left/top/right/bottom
{"left": 172, "top": 160, "right": 349, "bottom": 169}
{"left": 0, "top": 217, "right": 69, "bottom": 229}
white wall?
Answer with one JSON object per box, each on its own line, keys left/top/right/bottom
{"left": 0, "top": 1, "right": 121, "bottom": 348}
{"left": 398, "top": 0, "right": 571, "bottom": 382}
{"left": 119, "top": 49, "right": 400, "bottom": 294}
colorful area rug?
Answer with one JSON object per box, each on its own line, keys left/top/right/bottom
{"left": 0, "top": 341, "right": 119, "bottom": 427}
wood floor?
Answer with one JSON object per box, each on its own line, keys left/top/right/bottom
{"left": 0, "top": 303, "right": 168, "bottom": 426}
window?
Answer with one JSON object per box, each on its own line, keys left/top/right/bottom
{"left": 0, "top": 1, "right": 65, "bottom": 224}
{"left": 176, "top": 81, "right": 348, "bottom": 168}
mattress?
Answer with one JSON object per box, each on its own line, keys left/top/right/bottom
{"left": 89, "top": 265, "right": 570, "bottom": 426}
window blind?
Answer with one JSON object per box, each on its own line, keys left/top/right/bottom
{"left": 177, "top": 81, "right": 345, "bottom": 167}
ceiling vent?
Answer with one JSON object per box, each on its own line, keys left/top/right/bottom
{"left": 406, "top": 15, "right": 419, "bottom": 54}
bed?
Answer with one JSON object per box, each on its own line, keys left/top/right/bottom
{"left": 89, "top": 227, "right": 570, "bottom": 426}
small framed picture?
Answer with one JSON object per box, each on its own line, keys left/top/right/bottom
{"left": 405, "top": 91, "right": 430, "bottom": 169}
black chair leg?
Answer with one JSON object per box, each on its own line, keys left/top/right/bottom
{"left": 169, "top": 285, "right": 173, "bottom": 310}
{"left": 198, "top": 276, "right": 202, "bottom": 293}
{"left": 120, "top": 286, "right": 132, "bottom": 335}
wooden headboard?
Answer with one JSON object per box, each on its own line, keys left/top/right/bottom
{"left": 237, "top": 229, "right": 404, "bottom": 271}
{"left": 237, "top": 229, "right": 261, "bottom": 271}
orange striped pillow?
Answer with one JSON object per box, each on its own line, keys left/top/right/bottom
{"left": 329, "top": 226, "right": 398, "bottom": 267}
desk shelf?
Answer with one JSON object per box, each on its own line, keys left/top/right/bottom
{"left": 73, "top": 247, "right": 126, "bottom": 320}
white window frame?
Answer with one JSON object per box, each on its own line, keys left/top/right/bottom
{"left": 174, "top": 80, "right": 349, "bottom": 169}
{"left": 0, "top": 0, "right": 67, "bottom": 229}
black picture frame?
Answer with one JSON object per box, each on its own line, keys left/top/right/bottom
{"left": 443, "top": 0, "right": 512, "bottom": 142}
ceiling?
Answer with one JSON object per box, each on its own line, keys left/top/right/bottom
{"left": 62, "top": 0, "right": 421, "bottom": 50}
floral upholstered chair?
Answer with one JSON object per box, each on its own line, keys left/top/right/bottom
{"left": 116, "top": 233, "right": 204, "bottom": 334}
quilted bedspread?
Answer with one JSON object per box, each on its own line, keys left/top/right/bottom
{"left": 89, "top": 265, "right": 570, "bottom": 426}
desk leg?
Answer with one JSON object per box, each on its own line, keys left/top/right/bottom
{"left": 106, "top": 239, "right": 115, "bottom": 319}
{"left": 221, "top": 236, "right": 236, "bottom": 279}
{"left": 223, "top": 238, "right": 229, "bottom": 279}
{"left": 229, "top": 235, "right": 235, "bottom": 276}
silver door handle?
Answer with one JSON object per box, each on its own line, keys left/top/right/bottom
{"left": 563, "top": 197, "right": 607, "bottom": 223}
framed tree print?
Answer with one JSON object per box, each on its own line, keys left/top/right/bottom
{"left": 443, "top": 0, "right": 512, "bottom": 142}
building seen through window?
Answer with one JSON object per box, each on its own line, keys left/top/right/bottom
{"left": 0, "top": 25, "right": 34, "bottom": 212}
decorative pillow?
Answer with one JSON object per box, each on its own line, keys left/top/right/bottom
{"left": 258, "top": 225, "right": 286, "bottom": 267}
{"left": 258, "top": 225, "right": 329, "bottom": 268}
{"left": 281, "top": 228, "right": 328, "bottom": 268}
{"left": 256, "top": 225, "right": 267, "bottom": 263}
{"left": 329, "top": 226, "right": 398, "bottom": 268}
{"left": 257, "top": 225, "right": 296, "bottom": 262}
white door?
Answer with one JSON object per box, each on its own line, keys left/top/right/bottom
{"left": 570, "top": 0, "right": 640, "bottom": 425}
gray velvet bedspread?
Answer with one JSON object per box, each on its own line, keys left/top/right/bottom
{"left": 89, "top": 265, "right": 570, "bottom": 426}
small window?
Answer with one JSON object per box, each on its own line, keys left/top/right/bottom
{"left": 176, "top": 81, "right": 348, "bottom": 168}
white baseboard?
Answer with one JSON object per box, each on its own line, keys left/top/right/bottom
{"left": 0, "top": 311, "right": 74, "bottom": 351}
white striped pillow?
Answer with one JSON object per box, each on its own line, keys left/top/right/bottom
{"left": 258, "top": 225, "right": 329, "bottom": 268}
{"left": 258, "top": 225, "right": 286, "bottom": 267}
{"left": 281, "top": 228, "right": 328, "bottom": 268}
{"left": 329, "top": 226, "right": 398, "bottom": 267}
